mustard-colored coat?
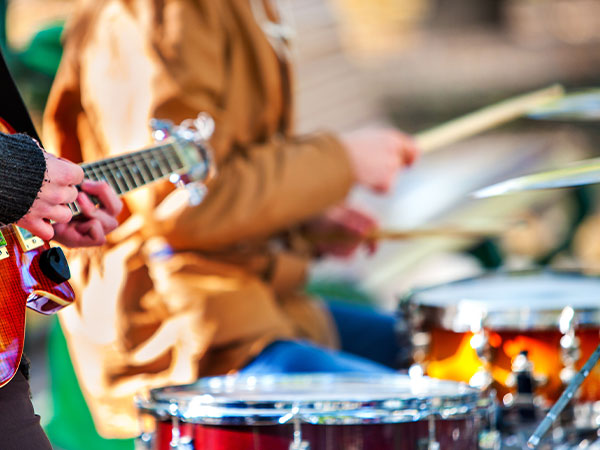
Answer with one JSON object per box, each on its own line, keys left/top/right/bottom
{"left": 43, "top": 0, "right": 355, "bottom": 438}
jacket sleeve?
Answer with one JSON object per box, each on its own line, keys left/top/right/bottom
{"left": 52, "top": 0, "right": 355, "bottom": 251}
{"left": 145, "top": 0, "right": 356, "bottom": 251}
{"left": 0, "top": 133, "right": 46, "bottom": 224}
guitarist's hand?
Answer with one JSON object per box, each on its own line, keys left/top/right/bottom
{"left": 53, "top": 180, "right": 122, "bottom": 247}
{"left": 17, "top": 152, "right": 83, "bottom": 240}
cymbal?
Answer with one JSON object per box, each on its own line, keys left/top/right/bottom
{"left": 527, "top": 89, "right": 600, "bottom": 121}
{"left": 473, "top": 157, "right": 600, "bottom": 198}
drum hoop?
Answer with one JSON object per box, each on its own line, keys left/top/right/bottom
{"left": 136, "top": 374, "right": 493, "bottom": 426}
{"left": 401, "top": 269, "right": 600, "bottom": 331}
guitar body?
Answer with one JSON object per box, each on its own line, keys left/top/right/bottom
{"left": 0, "top": 225, "right": 76, "bottom": 387}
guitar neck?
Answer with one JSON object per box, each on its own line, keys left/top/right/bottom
{"left": 68, "top": 140, "right": 187, "bottom": 215}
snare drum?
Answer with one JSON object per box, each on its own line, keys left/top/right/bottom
{"left": 136, "top": 373, "right": 493, "bottom": 449}
{"left": 402, "top": 270, "right": 600, "bottom": 405}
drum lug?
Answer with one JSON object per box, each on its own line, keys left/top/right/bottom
{"left": 135, "top": 432, "right": 154, "bottom": 450}
{"left": 287, "top": 404, "right": 310, "bottom": 450}
{"left": 559, "top": 306, "right": 581, "bottom": 386}
{"left": 469, "top": 367, "right": 493, "bottom": 391}
{"left": 289, "top": 440, "right": 310, "bottom": 450}
{"left": 410, "top": 331, "right": 431, "bottom": 372}
{"left": 469, "top": 329, "right": 493, "bottom": 391}
{"left": 169, "top": 402, "right": 195, "bottom": 450}
{"left": 508, "top": 350, "right": 537, "bottom": 420}
{"left": 470, "top": 329, "right": 492, "bottom": 363}
{"left": 478, "top": 429, "right": 501, "bottom": 450}
{"left": 427, "top": 415, "right": 440, "bottom": 450}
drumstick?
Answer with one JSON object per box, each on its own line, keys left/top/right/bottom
{"left": 307, "top": 226, "right": 504, "bottom": 244}
{"left": 367, "top": 227, "right": 501, "bottom": 240}
{"left": 415, "top": 84, "right": 565, "bottom": 153}
{"left": 527, "top": 342, "right": 600, "bottom": 448}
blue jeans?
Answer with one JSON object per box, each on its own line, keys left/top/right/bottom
{"left": 241, "top": 301, "right": 399, "bottom": 374}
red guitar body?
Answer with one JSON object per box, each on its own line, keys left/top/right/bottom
{"left": 0, "top": 118, "right": 75, "bottom": 387}
{"left": 0, "top": 225, "right": 75, "bottom": 387}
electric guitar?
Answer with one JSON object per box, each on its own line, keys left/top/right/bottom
{"left": 0, "top": 116, "right": 215, "bottom": 387}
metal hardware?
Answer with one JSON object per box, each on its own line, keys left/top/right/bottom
{"left": 193, "top": 113, "right": 215, "bottom": 141}
{"left": 509, "top": 350, "right": 537, "bottom": 421}
{"left": 469, "top": 323, "right": 494, "bottom": 391}
{"left": 287, "top": 404, "right": 310, "bottom": 450}
{"left": 151, "top": 113, "right": 216, "bottom": 206}
{"left": 528, "top": 342, "right": 600, "bottom": 448}
{"left": 167, "top": 402, "right": 194, "bottom": 449}
{"left": 470, "top": 329, "right": 491, "bottom": 363}
{"left": 184, "top": 183, "right": 208, "bottom": 206}
{"left": 411, "top": 331, "right": 431, "bottom": 365}
{"left": 150, "top": 118, "right": 174, "bottom": 141}
{"left": 478, "top": 429, "right": 501, "bottom": 450}
{"left": 559, "top": 306, "right": 581, "bottom": 386}
{"left": 427, "top": 415, "right": 440, "bottom": 450}
{"left": 135, "top": 432, "right": 153, "bottom": 450}
{"left": 141, "top": 373, "right": 490, "bottom": 426}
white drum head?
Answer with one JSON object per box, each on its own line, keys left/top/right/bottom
{"left": 404, "top": 270, "right": 600, "bottom": 331}
{"left": 137, "top": 373, "right": 487, "bottom": 425}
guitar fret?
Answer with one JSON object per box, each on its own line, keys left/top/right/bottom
{"left": 98, "top": 165, "right": 122, "bottom": 195}
{"left": 143, "top": 152, "right": 162, "bottom": 179}
{"left": 152, "top": 149, "right": 171, "bottom": 177}
{"left": 114, "top": 158, "right": 135, "bottom": 192}
{"left": 98, "top": 162, "right": 125, "bottom": 195}
{"left": 124, "top": 155, "right": 144, "bottom": 188}
{"left": 107, "top": 161, "right": 128, "bottom": 194}
{"left": 76, "top": 140, "right": 197, "bottom": 205}
{"left": 68, "top": 201, "right": 81, "bottom": 215}
{"left": 123, "top": 156, "right": 141, "bottom": 189}
{"left": 163, "top": 146, "right": 181, "bottom": 173}
{"left": 84, "top": 165, "right": 100, "bottom": 182}
{"left": 133, "top": 153, "right": 153, "bottom": 184}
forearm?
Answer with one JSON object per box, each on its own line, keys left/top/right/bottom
{"left": 0, "top": 133, "right": 46, "bottom": 224}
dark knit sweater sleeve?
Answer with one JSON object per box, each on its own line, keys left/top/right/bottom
{"left": 0, "top": 132, "right": 46, "bottom": 224}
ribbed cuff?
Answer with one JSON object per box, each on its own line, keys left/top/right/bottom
{"left": 0, "top": 133, "right": 47, "bottom": 224}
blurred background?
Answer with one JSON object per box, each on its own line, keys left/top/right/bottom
{"left": 2, "top": 0, "right": 600, "bottom": 447}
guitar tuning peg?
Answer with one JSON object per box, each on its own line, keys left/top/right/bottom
{"left": 185, "top": 183, "right": 208, "bottom": 206}
{"left": 149, "top": 118, "right": 174, "bottom": 141}
{"left": 193, "top": 113, "right": 215, "bottom": 141}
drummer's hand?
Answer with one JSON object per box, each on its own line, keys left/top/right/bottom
{"left": 340, "top": 127, "right": 419, "bottom": 193}
{"left": 52, "top": 180, "right": 122, "bottom": 247}
{"left": 17, "top": 152, "right": 84, "bottom": 241}
{"left": 306, "top": 205, "right": 378, "bottom": 258}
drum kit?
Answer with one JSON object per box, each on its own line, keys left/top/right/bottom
{"left": 134, "top": 87, "right": 600, "bottom": 449}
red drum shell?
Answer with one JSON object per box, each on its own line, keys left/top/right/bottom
{"left": 138, "top": 374, "right": 490, "bottom": 450}
{"left": 153, "top": 418, "right": 479, "bottom": 450}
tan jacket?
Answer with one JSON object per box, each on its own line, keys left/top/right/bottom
{"left": 43, "top": 0, "right": 355, "bottom": 438}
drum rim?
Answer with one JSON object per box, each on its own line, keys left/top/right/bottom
{"left": 136, "top": 373, "right": 493, "bottom": 425}
{"left": 400, "top": 269, "right": 600, "bottom": 331}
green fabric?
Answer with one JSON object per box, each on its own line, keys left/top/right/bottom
{"left": 45, "top": 317, "right": 134, "bottom": 450}
{"left": 306, "top": 279, "right": 376, "bottom": 307}
{"left": 18, "top": 24, "right": 64, "bottom": 77}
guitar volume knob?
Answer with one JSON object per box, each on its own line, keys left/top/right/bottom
{"left": 39, "top": 247, "right": 71, "bottom": 284}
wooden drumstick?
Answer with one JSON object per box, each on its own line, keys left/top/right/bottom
{"left": 307, "top": 226, "right": 504, "bottom": 245}
{"left": 415, "top": 84, "right": 565, "bottom": 153}
{"left": 367, "top": 227, "right": 501, "bottom": 241}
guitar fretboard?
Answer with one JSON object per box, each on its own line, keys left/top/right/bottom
{"left": 68, "top": 141, "right": 187, "bottom": 215}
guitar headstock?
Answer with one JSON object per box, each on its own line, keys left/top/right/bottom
{"left": 150, "top": 113, "right": 217, "bottom": 205}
